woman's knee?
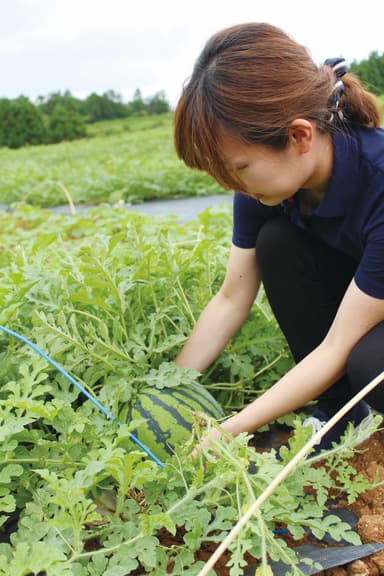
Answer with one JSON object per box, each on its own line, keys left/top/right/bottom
{"left": 347, "top": 322, "right": 384, "bottom": 413}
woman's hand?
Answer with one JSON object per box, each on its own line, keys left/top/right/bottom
{"left": 191, "top": 415, "right": 242, "bottom": 458}
{"left": 191, "top": 424, "right": 226, "bottom": 458}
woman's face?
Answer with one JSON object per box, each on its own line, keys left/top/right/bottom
{"left": 220, "top": 130, "right": 316, "bottom": 206}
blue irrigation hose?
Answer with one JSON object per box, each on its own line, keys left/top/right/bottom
{"left": 0, "top": 325, "right": 165, "bottom": 468}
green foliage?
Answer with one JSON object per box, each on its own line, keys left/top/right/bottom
{"left": 47, "top": 103, "right": 87, "bottom": 144}
{"left": 0, "top": 92, "right": 86, "bottom": 149}
{"left": 145, "top": 90, "right": 171, "bottom": 115}
{"left": 350, "top": 51, "right": 384, "bottom": 96}
{"left": 127, "top": 88, "right": 148, "bottom": 116}
{"left": 0, "top": 113, "right": 224, "bottom": 206}
{"left": 0, "top": 97, "right": 47, "bottom": 149}
{"left": 0, "top": 203, "right": 285, "bottom": 405}
{"left": 0, "top": 89, "right": 171, "bottom": 150}
{"left": 37, "top": 90, "right": 83, "bottom": 117}
{"left": 0, "top": 204, "right": 378, "bottom": 575}
{"left": 84, "top": 91, "right": 128, "bottom": 123}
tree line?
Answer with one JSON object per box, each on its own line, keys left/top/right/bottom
{"left": 0, "top": 88, "right": 170, "bottom": 149}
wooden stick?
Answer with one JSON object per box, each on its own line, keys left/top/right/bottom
{"left": 197, "top": 370, "right": 384, "bottom": 576}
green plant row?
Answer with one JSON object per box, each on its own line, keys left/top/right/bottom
{"left": 0, "top": 114, "right": 224, "bottom": 207}
{"left": 0, "top": 204, "right": 379, "bottom": 575}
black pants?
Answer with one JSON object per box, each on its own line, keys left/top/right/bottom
{"left": 256, "top": 217, "right": 384, "bottom": 414}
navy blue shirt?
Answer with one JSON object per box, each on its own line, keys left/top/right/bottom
{"left": 232, "top": 127, "right": 384, "bottom": 298}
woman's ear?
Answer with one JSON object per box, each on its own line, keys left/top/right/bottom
{"left": 288, "top": 119, "right": 313, "bottom": 153}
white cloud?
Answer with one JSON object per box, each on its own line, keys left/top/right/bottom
{"left": 0, "top": 38, "right": 25, "bottom": 57}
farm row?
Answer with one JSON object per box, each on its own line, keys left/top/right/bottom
{"left": 0, "top": 114, "right": 224, "bottom": 208}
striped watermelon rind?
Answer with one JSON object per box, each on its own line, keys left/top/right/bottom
{"left": 123, "top": 382, "right": 225, "bottom": 461}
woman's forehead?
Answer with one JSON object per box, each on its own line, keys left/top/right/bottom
{"left": 217, "top": 127, "right": 248, "bottom": 157}
{"left": 218, "top": 129, "right": 266, "bottom": 164}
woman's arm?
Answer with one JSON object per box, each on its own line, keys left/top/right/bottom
{"left": 175, "top": 244, "right": 261, "bottom": 372}
{"left": 221, "top": 278, "right": 384, "bottom": 436}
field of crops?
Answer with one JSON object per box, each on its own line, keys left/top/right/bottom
{"left": 0, "top": 115, "right": 382, "bottom": 575}
{"left": 0, "top": 114, "right": 225, "bottom": 208}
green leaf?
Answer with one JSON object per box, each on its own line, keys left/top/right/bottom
{"left": 141, "top": 512, "right": 176, "bottom": 537}
{"left": 0, "top": 494, "right": 16, "bottom": 514}
{"left": 0, "top": 464, "right": 23, "bottom": 484}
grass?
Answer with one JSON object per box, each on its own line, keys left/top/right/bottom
{"left": 0, "top": 113, "right": 225, "bottom": 208}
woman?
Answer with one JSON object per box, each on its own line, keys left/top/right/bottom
{"left": 174, "top": 22, "right": 384, "bottom": 452}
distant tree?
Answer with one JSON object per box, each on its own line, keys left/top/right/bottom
{"left": 0, "top": 96, "right": 46, "bottom": 149}
{"left": 104, "top": 89, "right": 124, "bottom": 104}
{"left": 350, "top": 51, "right": 384, "bottom": 96}
{"left": 47, "top": 102, "right": 87, "bottom": 143}
{"left": 127, "top": 89, "right": 147, "bottom": 116}
{"left": 145, "top": 90, "right": 170, "bottom": 115}
{"left": 34, "top": 91, "right": 86, "bottom": 143}
{"left": 37, "top": 90, "right": 83, "bottom": 116}
{"left": 0, "top": 99, "right": 14, "bottom": 147}
{"left": 83, "top": 90, "right": 128, "bottom": 122}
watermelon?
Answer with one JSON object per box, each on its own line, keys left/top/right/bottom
{"left": 123, "top": 382, "right": 225, "bottom": 462}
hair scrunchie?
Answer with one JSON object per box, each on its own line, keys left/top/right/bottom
{"left": 324, "top": 57, "right": 347, "bottom": 122}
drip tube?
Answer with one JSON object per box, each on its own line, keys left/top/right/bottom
{"left": 0, "top": 325, "right": 164, "bottom": 467}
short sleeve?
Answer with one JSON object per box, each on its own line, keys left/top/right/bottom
{"left": 232, "top": 192, "right": 282, "bottom": 248}
{"left": 354, "top": 233, "right": 384, "bottom": 299}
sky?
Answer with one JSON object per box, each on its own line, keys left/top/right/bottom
{"left": 1, "top": 0, "right": 383, "bottom": 107}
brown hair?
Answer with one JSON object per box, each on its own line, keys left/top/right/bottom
{"left": 174, "top": 22, "right": 382, "bottom": 191}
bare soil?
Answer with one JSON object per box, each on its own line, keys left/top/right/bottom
{"left": 326, "top": 425, "right": 384, "bottom": 575}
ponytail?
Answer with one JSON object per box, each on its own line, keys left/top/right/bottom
{"left": 341, "top": 73, "right": 382, "bottom": 128}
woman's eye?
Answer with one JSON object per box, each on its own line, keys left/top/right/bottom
{"left": 236, "top": 164, "right": 249, "bottom": 172}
